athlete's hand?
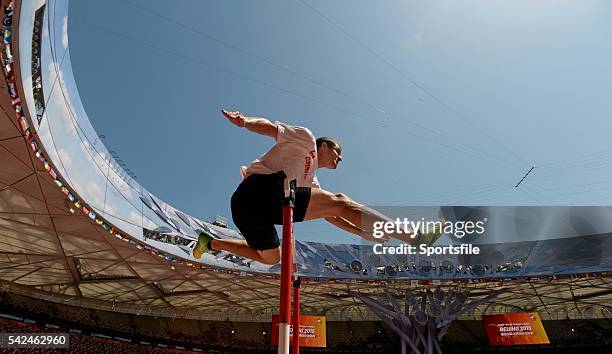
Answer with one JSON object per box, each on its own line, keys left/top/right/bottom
{"left": 221, "top": 109, "right": 246, "bottom": 128}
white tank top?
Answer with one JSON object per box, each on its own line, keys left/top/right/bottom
{"left": 241, "top": 121, "right": 321, "bottom": 188}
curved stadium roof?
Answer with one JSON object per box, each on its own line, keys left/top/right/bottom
{"left": 0, "top": 0, "right": 610, "bottom": 322}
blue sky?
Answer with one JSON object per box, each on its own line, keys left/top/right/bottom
{"left": 66, "top": 0, "right": 612, "bottom": 243}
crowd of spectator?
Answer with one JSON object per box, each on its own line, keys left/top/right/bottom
{"left": 1, "top": 291, "right": 610, "bottom": 353}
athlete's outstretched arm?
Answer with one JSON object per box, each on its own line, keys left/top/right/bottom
{"left": 221, "top": 109, "right": 278, "bottom": 138}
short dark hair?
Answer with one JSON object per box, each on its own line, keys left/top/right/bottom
{"left": 316, "top": 137, "right": 341, "bottom": 153}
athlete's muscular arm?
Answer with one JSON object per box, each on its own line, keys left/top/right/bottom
{"left": 221, "top": 109, "right": 278, "bottom": 138}
{"left": 325, "top": 217, "right": 387, "bottom": 243}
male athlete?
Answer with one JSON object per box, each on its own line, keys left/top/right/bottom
{"left": 193, "top": 110, "right": 433, "bottom": 265}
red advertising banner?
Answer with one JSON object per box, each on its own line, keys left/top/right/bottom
{"left": 271, "top": 315, "right": 326, "bottom": 348}
{"left": 483, "top": 312, "right": 550, "bottom": 346}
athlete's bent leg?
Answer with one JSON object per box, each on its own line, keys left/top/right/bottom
{"left": 304, "top": 188, "right": 396, "bottom": 237}
{"left": 211, "top": 238, "right": 281, "bottom": 265}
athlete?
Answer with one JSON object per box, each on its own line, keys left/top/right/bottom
{"left": 193, "top": 110, "right": 431, "bottom": 265}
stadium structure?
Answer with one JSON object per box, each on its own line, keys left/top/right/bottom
{"left": 0, "top": 0, "right": 610, "bottom": 353}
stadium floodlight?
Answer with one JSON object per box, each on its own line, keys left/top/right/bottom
{"left": 385, "top": 265, "right": 398, "bottom": 276}
{"left": 349, "top": 260, "right": 363, "bottom": 274}
{"left": 473, "top": 264, "right": 485, "bottom": 276}
{"left": 512, "top": 258, "right": 524, "bottom": 269}
{"left": 441, "top": 260, "right": 454, "bottom": 272}
{"left": 418, "top": 259, "right": 432, "bottom": 273}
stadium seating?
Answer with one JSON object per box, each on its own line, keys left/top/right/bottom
{"left": 1, "top": 291, "right": 611, "bottom": 353}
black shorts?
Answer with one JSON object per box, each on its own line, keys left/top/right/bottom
{"left": 230, "top": 171, "right": 311, "bottom": 250}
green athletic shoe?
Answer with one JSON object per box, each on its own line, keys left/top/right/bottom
{"left": 192, "top": 230, "right": 214, "bottom": 259}
{"left": 419, "top": 217, "right": 445, "bottom": 246}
